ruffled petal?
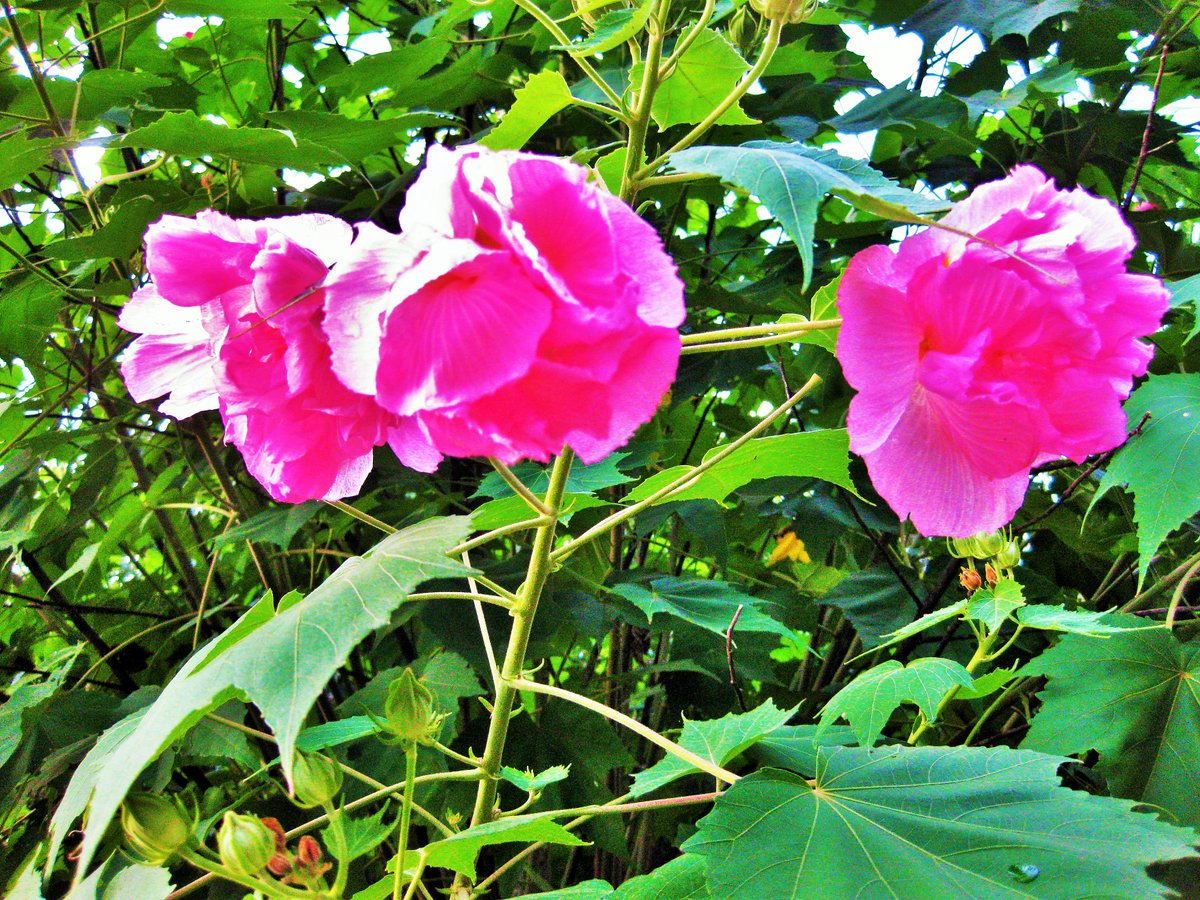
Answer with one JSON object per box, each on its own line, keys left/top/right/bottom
{"left": 144, "top": 213, "right": 260, "bottom": 306}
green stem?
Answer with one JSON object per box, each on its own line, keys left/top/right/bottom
{"left": 681, "top": 321, "right": 843, "bottom": 354}
{"left": 454, "top": 450, "right": 576, "bottom": 889}
{"left": 658, "top": 0, "right": 715, "bottom": 77}
{"left": 179, "top": 850, "right": 309, "bottom": 899}
{"left": 961, "top": 676, "right": 1034, "bottom": 747}
{"left": 324, "top": 803, "right": 350, "bottom": 897}
{"left": 552, "top": 375, "right": 820, "bottom": 563}
{"left": 511, "top": 678, "right": 739, "bottom": 784}
{"left": 402, "top": 852, "right": 428, "bottom": 900}
{"left": 681, "top": 318, "right": 842, "bottom": 345}
{"left": 450, "top": 516, "right": 553, "bottom": 556}
{"left": 327, "top": 500, "right": 396, "bottom": 534}
{"left": 408, "top": 591, "right": 513, "bottom": 610}
{"left": 392, "top": 745, "right": 419, "bottom": 900}
{"left": 488, "top": 458, "right": 553, "bottom": 516}
{"left": 908, "top": 624, "right": 1004, "bottom": 745}
{"left": 619, "top": 2, "right": 667, "bottom": 204}
{"left": 511, "top": 0, "right": 628, "bottom": 113}
{"left": 633, "top": 18, "right": 783, "bottom": 180}
{"left": 534, "top": 790, "right": 719, "bottom": 820}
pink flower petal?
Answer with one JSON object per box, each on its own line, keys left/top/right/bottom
{"left": 144, "top": 213, "right": 260, "bottom": 306}
{"left": 376, "top": 250, "right": 553, "bottom": 415}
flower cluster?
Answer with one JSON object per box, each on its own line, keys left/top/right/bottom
{"left": 120, "top": 146, "right": 685, "bottom": 502}
{"left": 837, "top": 166, "right": 1168, "bottom": 537}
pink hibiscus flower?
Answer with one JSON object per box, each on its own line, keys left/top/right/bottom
{"left": 323, "top": 145, "right": 686, "bottom": 467}
{"left": 120, "top": 211, "right": 415, "bottom": 503}
{"left": 837, "top": 166, "right": 1169, "bottom": 537}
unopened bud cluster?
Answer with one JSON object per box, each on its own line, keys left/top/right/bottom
{"left": 750, "top": 0, "right": 819, "bottom": 24}
{"left": 381, "top": 668, "right": 446, "bottom": 746}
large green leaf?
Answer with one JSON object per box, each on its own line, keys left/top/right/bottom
{"left": 610, "top": 576, "right": 792, "bottom": 640}
{"left": 966, "top": 580, "right": 1026, "bottom": 631}
{"left": 817, "top": 570, "right": 920, "bottom": 648}
{"left": 650, "top": 32, "right": 757, "bottom": 129}
{"left": 420, "top": 814, "right": 588, "bottom": 879}
{"left": 818, "top": 658, "right": 974, "bottom": 747}
{"left": 630, "top": 699, "right": 796, "bottom": 796}
{"left": 555, "top": 0, "right": 654, "bottom": 56}
{"left": 56, "top": 517, "right": 472, "bottom": 877}
{"left": 479, "top": 70, "right": 575, "bottom": 151}
{"left": 265, "top": 110, "right": 455, "bottom": 164}
{"left": 1093, "top": 374, "right": 1200, "bottom": 584}
{"left": 904, "top": 0, "right": 1080, "bottom": 40}
{"left": 123, "top": 111, "right": 345, "bottom": 170}
{"left": 621, "top": 430, "right": 855, "bottom": 506}
{"left": 1021, "top": 624, "right": 1200, "bottom": 829}
{"left": 683, "top": 747, "right": 1196, "bottom": 898}
{"left": 669, "top": 142, "right": 947, "bottom": 286}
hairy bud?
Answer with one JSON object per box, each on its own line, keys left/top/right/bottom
{"left": 120, "top": 793, "right": 193, "bottom": 864}
{"left": 749, "top": 0, "right": 819, "bottom": 24}
{"left": 384, "top": 668, "right": 446, "bottom": 746}
{"left": 290, "top": 750, "right": 343, "bottom": 809}
{"left": 217, "top": 811, "right": 276, "bottom": 876}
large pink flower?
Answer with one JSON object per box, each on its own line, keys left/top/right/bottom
{"left": 837, "top": 166, "right": 1169, "bottom": 537}
{"left": 323, "top": 145, "right": 686, "bottom": 467}
{"left": 120, "top": 211, "right": 418, "bottom": 503}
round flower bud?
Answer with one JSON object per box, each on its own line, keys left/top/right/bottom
{"left": 972, "top": 532, "right": 1006, "bottom": 559}
{"left": 120, "top": 793, "right": 193, "bottom": 864}
{"left": 749, "top": 0, "right": 819, "bottom": 24}
{"left": 384, "top": 668, "right": 444, "bottom": 745}
{"left": 994, "top": 540, "right": 1022, "bottom": 569}
{"left": 290, "top": 750, "right": 343, "bottom": 809}
{"left": 216, "top": 811, "right": 276, "bottom": 876}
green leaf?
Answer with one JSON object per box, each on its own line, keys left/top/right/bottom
{"left": 421, "top": 815, "right": 588, "bottom": 879}
{"left": 517, "top": 883, "right": 615, "bottom": 900}
{"left": 265, "top": 110, "right": 456, "bottom": 164}
{"left": 323, "top": 39, "right": 452, "bottom": 96}
{"left": 499, "top": 764, "right": 571, "bottom": 792}
{"left": 817, "top": 570, "right": 920, "bottom": 648}
{"left": 212, "top": 502, "right": 320, "bottom": 549}
{"left": 650, "top": 32, "right": 758, "bottom": 129}
{"left": 966, "top": 580, "right": 1026, "bottom": 631}
{"left": 818, "top": 658, "right": 974, "bottom": 746}
{"left": 751, "top": 724, "right": 860, "bottom": 776}
{"left": 1022, "top": 625, "right": 1200, "bottom": 828}
{"left": 622, "top": 430, "right": 855, "bottom": 507}
{"left": 830, "top": 84, "right": 967, "bottom": 133}
{"left": 683, "top": 747, "right": 1196, "bottom": 898}
{"left": 904, "top": 0, "right": 1079, "bottom": 41}
{"left": 296, "top": 716, "right": 379, "bottom": 752}
{"left": 166, "top": 0, "right": 304, "bottom": 18}
{"left": 474, "top": 454, "right": 634, "bottom": 499}
{"left": 555, "top": 0, "right": 654, "bottom": 56}
{"left": 101, "top": 864, "right": 173, "bottom": 900}
{"left": 0, "top": 275, "right": 61, "bottom": 363}
{"left": 480, "top": 70, "right": 575, "bottom": 151}
{"left": 45, "top": 198, "right": 162, "bottom": 262}
{"left": 1168, "top": 273, "right": 1200, "bottom": 310}
{"left": 122, "top": 111, "right": 346, "bottom": 170}
{"left": 776, "top": 277, "right": 841, "bottom": 354}
{"left": 876, "top": 599, "right": 969, "bottom": 651}
{"left": 957, "top": 666, "right": 1018, "bottom": 700}
{"left": 610, "top": 576, "right": 792, "bottom": 639}
{"left": 1093, "top": 374, "right": 1200, "bottom": 584}
{"left": 630, "top": 699, "right": 796, "bottom": 797}
{"left": 613, "top": 854, "right": 708, "bottom": 898}
{"left": 471, "top": 492, "right": 609, "bottom": 529}
{"left": 327, "top": 805, "right": 394, "bottom": 864}
{"left": 669, "top": 142, "right": 947, "bottom": 287}
{"left": 0, "top": 136, "right": 61, "bottom": 191}
{"left": 57, "top": 517, "right": 472, "bottom": 876}
{"left": 1015, "top": 604, "right": 1136, "bottom": 636}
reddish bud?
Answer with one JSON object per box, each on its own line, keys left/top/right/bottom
{"left": 267, "top": 853, "right": 293, "bottom": 877}
{"left": 959, "top": 567, "right": 982, "bottom": 595}
{"left": 985, "top": 563, "right": 999, "bottom": 588}
{"left": 296, "top": 835, "right": 323, "bottom": 867}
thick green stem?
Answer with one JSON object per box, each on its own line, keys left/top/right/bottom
{"left": 454, "top": 450, "right": 575, "bottom": 889}
{"left": 392, "top": 746, "right": 419, "bottom": 900}
{"left": 633, "top": 19, "right": 783, "bottom": 180}
{"left": 908, "top": 623, "right": 1004, "bottom": 745}
{"left": 619, "top": 3, "right": 667, "bottom": 204}
{"left": 179, "top": 850, "right": 309, "bottom": 899}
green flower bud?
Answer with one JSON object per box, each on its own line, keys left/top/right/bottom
{"left": 994, "top": 540, "right": 1022, "bottom": 569}
{"left": 290, "top": 750, "right": 343, "bottom": 809}
{"left": 973, "top": 531, "right": 1006, "bottom": 558}
{"left": 749, "top": 0, "right": 819, "bottom": 24}
{"left": 120, "top": 792, "right": 193, "bottom": 864}
{"left": 217, "top": 811, "right": 276, "bottom": 876}
{"left": 384, "top": 668, "right": 445, "bottom": 745}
